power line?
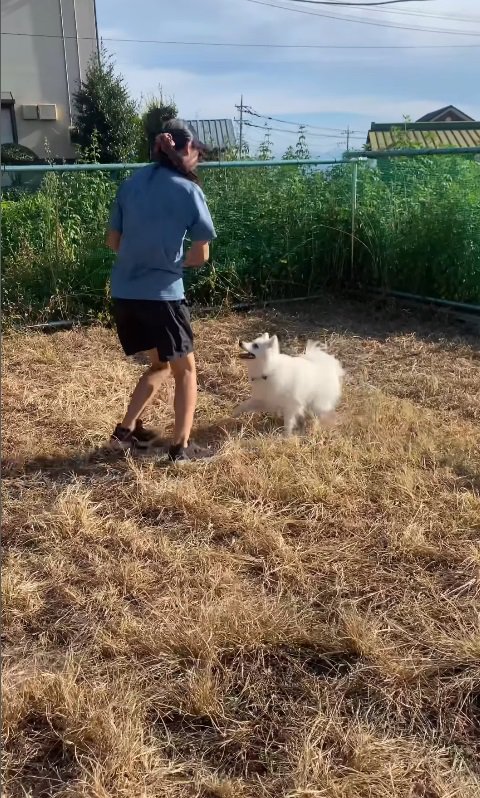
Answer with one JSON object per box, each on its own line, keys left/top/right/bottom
{"left": 296, "top": 2, "right": 480, "bottom": 28}
{"left": 245, "top": 108, "right": 363, "bottom": 133}
{"left": 351, "top": 4, "right": 480, "bottom": 23}
{"left": 284, "top": 0, "right": 433, "bottom": 5}
{"left": 237, "top": 100, "right": 367, "bottom": 144}
{"left": 244, "top": 120, "right": 365, "bottom": 139}
{"left": 244, "top": 122, "right": 361, "bottom": 153}
{"left": 1, "top": 31, "right": 479, "bottom": 50}
{"left": 243, "top": 0, "right": 480, "bottom": 37}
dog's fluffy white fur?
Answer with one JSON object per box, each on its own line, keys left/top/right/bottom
{"left": 233, "top": 333, "right": 344, "bottom": 435}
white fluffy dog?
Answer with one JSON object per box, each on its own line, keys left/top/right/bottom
{"left": 233, "top": 333, "right": 344, "bottom": 435}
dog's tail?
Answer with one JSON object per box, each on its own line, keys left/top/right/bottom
{"left": 304, "top": 340, "right": 345, "bottom": 379}
{"left": 304, "top": 340, "right": 328, "bottom": 358}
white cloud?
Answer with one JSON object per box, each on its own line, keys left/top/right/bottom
{"left": 114, "top": 61, "right": 452, "bottom": 121}
{"left": 97, "top": 0, "right": 480, "bottom": 54}
{"left": 96, "top": 0, "right": 479, "bottom": 128}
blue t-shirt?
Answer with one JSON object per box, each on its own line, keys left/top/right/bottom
{"left": 109, "top": 165, "right": 216, "bottom": 301}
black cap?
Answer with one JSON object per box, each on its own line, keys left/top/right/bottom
{"left": 161, "top": 118, "right": 208, "bottom": 152}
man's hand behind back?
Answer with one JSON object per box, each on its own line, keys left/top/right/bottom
{"left": 184, "top": 241, "right": 209, "bottom": 268}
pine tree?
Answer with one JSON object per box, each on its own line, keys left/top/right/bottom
{"left": 240, "top": 138, "right": 250, "bottom": 159}
{"left": 72, "top": 46, "right": 138, "bottom": 163}
{"left": 295, "top": 126, "right": 310, "bottom": 160}
{"left": 257, "top": 127, "right": 273, "bottom": 160}
{"left": 282, "top": 145, "right": 296, "bottom": 160}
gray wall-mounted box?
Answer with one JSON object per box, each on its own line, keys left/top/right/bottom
{"left": 38, "top": 104, "right": 57, "bottom": 120}
{"left": 22, "top": 104, "right": 38, "bottom": 120}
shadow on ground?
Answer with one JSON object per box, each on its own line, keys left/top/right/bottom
{"left": 0, "top": 416, "right": 282, "bottom": 481}
{"left": 233, "top": 295, "right": 480, "bottom": 349}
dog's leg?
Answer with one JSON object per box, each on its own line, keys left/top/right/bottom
{"left": 282, "top": 406, "right": 302, "bottom": 437}
{"left": 232, "top": 398, "right": 265, "bottom": 418}
{"left": 320, "top": 410, "right": 339, "bottom": 428}
{"left": 296, "top": 413, "right": 307, "bottom": 435}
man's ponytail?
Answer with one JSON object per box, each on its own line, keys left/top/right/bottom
{"left": 153, "top": 131, "right": 199, "bottom": 184}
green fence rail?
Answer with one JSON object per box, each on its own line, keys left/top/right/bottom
{"left": 1, "top": 158, "right": 339, "bottom": 172}
{"left": 2, "top": 151, "right": 480, "bottom": 325}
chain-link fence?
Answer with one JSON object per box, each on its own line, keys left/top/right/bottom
{"left": 353, "top": 154, "right": 480, "bottom": 304}
{"left": 2, "top": 153, "right": 480, "bottom": 324}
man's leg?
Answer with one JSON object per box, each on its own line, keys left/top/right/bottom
{"left": 120, "top": 349, "right": 170, "bottom": 431}
{"left": 170, "top": 353, "right": 197, "bottom": 447}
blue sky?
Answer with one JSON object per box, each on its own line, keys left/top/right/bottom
{"left": 95, "top": 0, "right": 479, "bottom": 157}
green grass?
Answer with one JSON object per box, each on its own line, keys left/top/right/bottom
{"left": 2, "top": 156, "right": 480, "bottom": 324}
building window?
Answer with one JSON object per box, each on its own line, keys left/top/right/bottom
{"left": 1, "top": 93, "right": 17, "bottom": 144}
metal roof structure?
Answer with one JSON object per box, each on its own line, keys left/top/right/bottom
{"left": 186, "top": 119, "right": 236, "bottom": 151}
{"left": 366, "top": 121, "right": 480, "bottom": 152}
{"left": 416, "top": 106, "right": 474, "bottom": 123}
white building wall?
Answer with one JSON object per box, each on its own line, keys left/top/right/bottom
{"left": 1, "top": 0, "right": 98, "bottom": 159}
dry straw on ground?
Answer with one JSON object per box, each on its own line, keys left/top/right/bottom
{"left": 2, "top": 297, "right": 480, "bottom": 798}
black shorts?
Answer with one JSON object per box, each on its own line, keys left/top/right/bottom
{"left": 112, "top": 298, "right": 194, "bottom": 362}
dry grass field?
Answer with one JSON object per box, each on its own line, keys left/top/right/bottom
{"left": 2, "top": 297, "right": 480, "bottom": 798}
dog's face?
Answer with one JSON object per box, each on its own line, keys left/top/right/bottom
{"left": 239, "top": 333, "right": 279, "bottom": 361}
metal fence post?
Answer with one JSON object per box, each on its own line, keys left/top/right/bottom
{"left": 350, "top": 159, "right": 358, "bottom": 281}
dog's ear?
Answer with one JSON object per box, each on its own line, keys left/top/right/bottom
{"left": 261, "top": 332, "right": 270, "bottom": 341}
{"left": 267, "top": 334, "right": 279, "bottom": 351}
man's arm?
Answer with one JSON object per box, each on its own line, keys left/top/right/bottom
{"left": 184, "top": 241, "right": 209, "bottom": 268}
{"left": 106, "top": 229, "right": 122, "bottom": 253}
{"left": 185, "top": 188, "right": 216, "bottom": 268}
{"left": 107, "top": 186, "right": 123, "bottom": 252}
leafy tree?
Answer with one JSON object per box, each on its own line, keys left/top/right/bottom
{"left": 138, "top": 90, "right": 178, "bottom": 161}
{"left": 72, "top": 46, "right": 138, "bottom": 163}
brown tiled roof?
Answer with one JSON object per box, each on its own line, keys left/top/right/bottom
{"left": 367, "top": 121, "right": 480, "bottom": 151}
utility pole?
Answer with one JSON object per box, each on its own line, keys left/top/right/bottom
{"left": 238, "top": 94, "right": 244, "bottom": 159}
{"left": 235, "top": 97, "right": 254, "bottom": 158}
{"left": 343, "top": 126, "right": 362, "bottom": 151}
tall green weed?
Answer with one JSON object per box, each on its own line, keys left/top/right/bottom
{"left": 2, "top": 156, "right": 479, "bottom": 324}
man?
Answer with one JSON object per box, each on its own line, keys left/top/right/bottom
{"left": 106, "top": 119, "right": 216, "bottom": 462}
